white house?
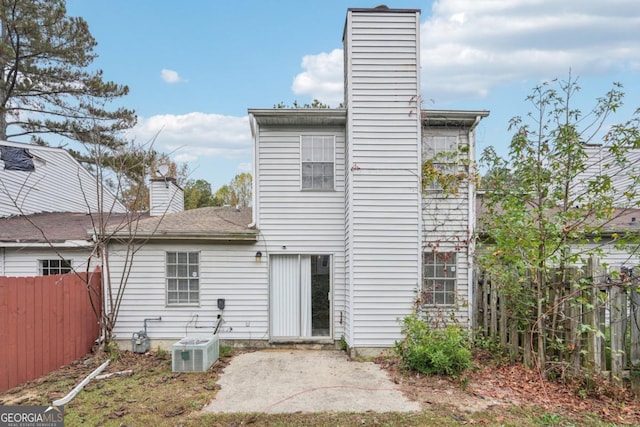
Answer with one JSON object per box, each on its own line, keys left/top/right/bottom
{"left": 0, "top": 140, "right": 125, "bottom": 217}
{"left": 0, "top": 140, "right": 128, "bottom": 276}
{"left": 106, "top": 6, "right": 489, "bottom": 356}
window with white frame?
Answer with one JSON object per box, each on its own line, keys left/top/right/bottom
{"left": 423, "top": 251, "right": 457, "bottom": 305}
{"left": 166, "top": 251, "right": 199, "bottom": 305}
{"left": 301, "top": 135, "right": 334, "bottom": 190}
{"left": 423, "top": 135, "right": 459, "bottom": 191}
{"left": 39, "top": 259, "right": 72, "bottom": 275}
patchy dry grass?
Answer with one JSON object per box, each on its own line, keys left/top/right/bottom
{"left": 1, "top": 347, "right": 638, "bottom": 426}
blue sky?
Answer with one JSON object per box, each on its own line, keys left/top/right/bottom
{"left": 65, "top": 0, "right": 640, "bottom": 190}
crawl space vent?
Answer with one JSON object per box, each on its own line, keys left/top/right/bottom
{"left": 172, "top": 336, "right": 219, "bottom": 372}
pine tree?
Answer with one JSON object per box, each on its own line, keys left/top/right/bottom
{"left": 0, "top": 0, "right": 135, "bottom": 155}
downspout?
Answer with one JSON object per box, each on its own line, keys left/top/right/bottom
{"left": 415, "top": 10, "right": 423, "bottom": 304}
{"left": 467, "top": 115, "right": 481, "bottom": 327}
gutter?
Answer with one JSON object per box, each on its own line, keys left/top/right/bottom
{"left": 0, "top": 240, "right": 94, "bottom": 248}
{"left": 108, "top": 232, "right": 259, "bottom": 243}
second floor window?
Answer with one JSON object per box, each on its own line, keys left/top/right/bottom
{"left": 423, "top": 135, "right": 459, "bottom": 191}
{"left": 301, "top": 135, "right": 334, "bottom": 190}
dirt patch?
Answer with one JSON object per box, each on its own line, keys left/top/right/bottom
{"left": 375, "top": 351, "right": 640, "bottom": 425}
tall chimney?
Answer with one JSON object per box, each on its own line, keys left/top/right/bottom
{"left": 149, "top": 177, "right": 184, "bottom": 217}
{"left": 343, "top": 6, "right": 422, "bottom": 347}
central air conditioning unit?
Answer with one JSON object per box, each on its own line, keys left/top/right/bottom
{"left": 172, "top": 335, "right": 219, "bottom": 373}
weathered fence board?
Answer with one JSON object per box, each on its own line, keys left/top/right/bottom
{"left": 0, "top": 271, "right": 101, "bottom": 392}
{"left": 475, "top": 258, "right": 640, "bottom": 382}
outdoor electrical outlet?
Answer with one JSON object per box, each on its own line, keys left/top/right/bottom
{"left": 245, "top": 321, "right": 250, "bottom": 327}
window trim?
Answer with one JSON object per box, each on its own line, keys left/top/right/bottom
{"left": 39, "top": 258, "right": 73, "bottom": 276}
{"left": 165, "top": 251, "right": 200, "bottom": 307}
{"left": 422, "top": 251, "right": 457, "bottom": 306}
{"left": 299, "top": 135, "right": 336, "bottom": 191}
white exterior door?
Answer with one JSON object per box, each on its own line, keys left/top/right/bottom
{"left": 270, "top": 254, "right": 331, "bottom": 339}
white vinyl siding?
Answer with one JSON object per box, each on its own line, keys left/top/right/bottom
{"left": 344, "top": 9, "right": 422, "bottom": 347}
{"left": 301, "top": 136, "right": 335, "bottom": 191}
{"left": 150, "top": 179, "right": 184, "bottom": 216}
{"left": 0, "top": 142, "right": 125, "bottom": 217}
{"left": 256, "top": 125, "right": 346, "bottom": 341}
{"left": 166, "top": 251, "right": 200, "bottom": 305}
{"left": 0, "top": 248, "right": 96, "bottom": 276}
{"left": 109, "top": 243, "right": 268, "bottom": 342}
{"left": 572, "top": 145, "right": 640, "bottom": 207}
{"left": 422, "top": 128, "right": 474, "bottom": 324}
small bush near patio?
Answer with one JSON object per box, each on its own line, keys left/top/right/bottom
{"left": 395, "top": 313, "right": 472, "bottom": 376}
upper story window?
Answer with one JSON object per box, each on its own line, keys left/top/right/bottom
{"left": 301, "top": 135, "right": 334, "bottom": 191}
{"left": 39, "top": 259, "right": 72, "bottom": 275}
{"left": 423, "top": 135, "right": 459, "bottom": 191}
{"left": 166, "top": 251, "right": 199, "bottom": 305}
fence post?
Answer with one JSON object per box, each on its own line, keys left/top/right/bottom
{"left": 610, "top": 284, "right": 626, "bottom": 384}
{"left": 490, "top": 284, "right": 498, "bottom": 340}
{"left": 630, "top": 284, "right": 640, "bottom": 367}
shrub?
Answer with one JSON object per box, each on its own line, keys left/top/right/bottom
{"left": 394, "top": 314, "right": 472, "bottom": 376}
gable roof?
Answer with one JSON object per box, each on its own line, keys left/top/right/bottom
{"left": 108, "top": 206, "right": 257, "bottom": 242}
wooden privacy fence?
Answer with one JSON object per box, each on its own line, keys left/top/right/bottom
{"left": 475, "top": 259, "right": 640, "bottom": 382}
{"left": 0, "top": 271, "right": 102, "bottom": 392}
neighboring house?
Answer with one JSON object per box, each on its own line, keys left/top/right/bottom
{"left": 0, "top": 211, "right": 137, "bottom": 276}
{"left": 0, "top": 140, "right": 125, "bottom": 217}
{"left": 573, "top": 144, "right": 640, "bottom": 207}
{"left": 106, "top": 6, "right": 488, "bottom": 356}
{"left": 0, "top": 140, "right": 129, "bottom": 276}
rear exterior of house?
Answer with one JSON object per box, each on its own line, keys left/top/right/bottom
{"left": 108, "top": 6, "right": 488, "bottom": 355}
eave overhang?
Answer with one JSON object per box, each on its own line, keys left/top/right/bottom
{"left": 248, "top": 108, "right": 347, "bottom": 127}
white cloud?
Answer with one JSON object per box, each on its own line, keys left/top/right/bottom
{"left": 161, "top": 69, "right": 185, "bottom": 83}
{"left": 291, "top": 49, "right": 344, "bottom": 105}
{"left": 236, "top": 162, "right": 252, "bottom": 173}
{"left": 174, "top": 153, "right": 198, "bottom": 163}
{"left": 421, "top": 0, "right": 640, "bottom": 104}
{"left": 290, "top": 1, "right": 640, "bottom": 105}
{"left": 130, "top": 112, "right": 251, "bottom": 166}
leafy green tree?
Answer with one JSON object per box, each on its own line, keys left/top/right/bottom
{"left": 479, "top": 75, "right": 640, "bottom": 370}
{"left": 273, "top": 99, "right": 344, "bottom": 109}
{"left": 183, "top": 179, "right": 219, "bottom": 209}
{"left": 0, "top": 0, "right": 135, "bottom": 153}
{"left": 215, "top": 172, "right": 252, "bottom": 208}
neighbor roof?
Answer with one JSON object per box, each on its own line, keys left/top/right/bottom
{"left": 0, "top": 212, "right": 131, "bottom": 244}
{"left": 108, "top": 206, "right": 256, "bottom": 242}
{"left": 476, "top": 193, "right": 640, "bottom": 237}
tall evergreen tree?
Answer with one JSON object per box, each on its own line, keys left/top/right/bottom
{"left": 0, "top": 0, "right": 135, "bottom": 154}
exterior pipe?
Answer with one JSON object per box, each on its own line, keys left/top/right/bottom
{"left": 52, "top": 360, "right": 110, "bottom": 407}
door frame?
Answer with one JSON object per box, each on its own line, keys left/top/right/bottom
{"left": 268, "top": 253, "right": 333, "bottom": 342}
